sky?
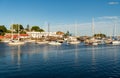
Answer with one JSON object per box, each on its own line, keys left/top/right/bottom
{"left": 0, "top": 0, "right": 120, "bottom": 36}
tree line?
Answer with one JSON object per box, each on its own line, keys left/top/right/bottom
{"left": 0, "top": 24, "right": 71, "bottom": 37}
{"left": 0, "top": 24, "right": 45, "bottom": 36}
{"left": 0, "top": 24, "right": 107, "bottom": 38}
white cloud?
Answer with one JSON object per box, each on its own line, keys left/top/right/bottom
{"left": 49, "top": 16, "right": 120, "bottom": 36}
{"left": 98, "top": 16, "right": 119, "bottom": 20}
{"left": 108, "top": 2, "right": 119, "bottom": 5}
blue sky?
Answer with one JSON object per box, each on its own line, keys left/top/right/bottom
{"left": 0, "top": 0, "right": 120, "bottom": 36}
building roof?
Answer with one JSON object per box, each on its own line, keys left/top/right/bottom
{"left": 4, "top": 34, "right": 29, "bottom": 39}
{"left": 0, "top": 36, "right": 4, "bottom": 39}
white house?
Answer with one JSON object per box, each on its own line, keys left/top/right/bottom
{"left": 27, "top": 32, "right": 63, "bottom": 38}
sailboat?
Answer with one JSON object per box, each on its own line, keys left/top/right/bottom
{"left": 48, "top": 41, "right": 61, "bottom": 45}
{"left": 67, "top": 36, "right": 80, "bottom": 44}
{"left": 36, "top": 40, "right": 48, "bottom": 44}
{"left": 68, "top": 22, "right": 80, "bottom": 44}
{"left": 8, "top": 24, "right": 25, "bottom": 45}
{"left": 46, "top": 22, "right": 61, "bottom": 45}
{"left": 84, "top": 18, "right": 98, "bottom": 46}
{"left": 112, "top": 23, "right": 120, "bottom": 45}
{"left": 8, "top": 39, "right": 25, "bottom": 45}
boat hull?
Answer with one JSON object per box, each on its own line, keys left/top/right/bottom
{"left": 8, "top": 41, "right": 25, "bottom": 45}
{"left": 48, "top": 42, "right": 61, "bottom": 45}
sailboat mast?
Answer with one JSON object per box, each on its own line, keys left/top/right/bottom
{"left": 92, "top": 18, "right": 95, "bottom": 36}
{"left": 18, "top": 25, "right": 19, "bottom": 41}
{"left": 113, "top": 23, "right": 116, "bottom": 38}
{"left": 11, "top": 24, "right": 13, "bottom": 40}
{"left": 75, "top": 22, "right": 77, "bottom": 37}
{"left": 48, "top": 23, "right": 50, "bottom": 32}
{"left": 47, "top": 22, "right": 50, "bottom": 37}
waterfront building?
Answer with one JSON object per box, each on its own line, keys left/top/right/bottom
{"left": 27, "top": 32, "right": 63, "bottom": 38}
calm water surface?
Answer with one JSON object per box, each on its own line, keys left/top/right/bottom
{"left": 0, "top": 42, "right": 120, "bottom": 78}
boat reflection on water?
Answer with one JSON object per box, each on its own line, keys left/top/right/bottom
{"left": 9, "top": 43, "right": 55, "bottom": 64}
{"left": 91, "top": 46, "right": 97, "bottom": 72}
{"left": 74, "top": 45, "right": 79, "bottom": 64}
{"left": 10, "top": 45, "right": 22, "bottom": 67}
{"left": 1, "top": 42, "right": 120, "bottom": 78}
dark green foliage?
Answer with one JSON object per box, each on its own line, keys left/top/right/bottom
{"left": 64, "top": 31, "right": 71, "bottom": 37}
{"left": 6, "top": 30, "right": 11, "bottom": 33}
{"left": 0, "top": 25, "right": 7, "bottom": 35}
{"left": 31, "top": 26, "right": 44, "bottom": 32}
{"left": 94, "top": 33, "right": 106, "bottom": 38}
{"left": 10, "top": 24, "right": 24, "bottom": 33}
{"left": 39, "top": 29, "right": 44, "bottom": 32}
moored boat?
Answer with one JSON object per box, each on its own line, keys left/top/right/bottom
{"left": 112, "top": 40, "right": 120, "bottom": 45}
{"left": 48, "top": 41, "right": 61, "bottom": 45}
{"left": 8, "top": 40, "right": 25, "bottom": 45}
{"left": 36, "top": 41, "right": 48, "bottom": 44}
{"left": 68, "top": 41, "right": 80, "bottom": 44}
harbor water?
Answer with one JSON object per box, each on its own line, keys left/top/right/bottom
{"left": 0, "top": 42, "right": 120, "bottom": 78}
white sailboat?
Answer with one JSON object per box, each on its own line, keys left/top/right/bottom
{"left": 112, "top": 23, "right": 120, "bottom": 45}
{"left": 1, "top": 39, "right": 10, "bottom": 43}
{"left": 67, "top": 36, "right": 80, "bottom": 44}
{"left": 112, "top": 41, "right": 120, "bottom": 45}
{"left": 48, "top": 41, "right": 61, "bottom": 45}
{"left": 8, "top": 24, "right": 25, "bottom": 45}
{"left": 8, "top": 40, "right": 25, "bottom": 45}
{"left": 85, "top": 18, "right": 98, "bottom": 46}
{"left": 68, "top": 41, "right": 80, "bottom": 44}
{"left": 36, "top": 40, "right": 48, "bottom": 44}
{"left": 68, "top": 22, "right": 80, "bottom": 44}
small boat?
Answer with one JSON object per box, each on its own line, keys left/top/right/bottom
{"left": 104, "top": 39, "right": 112, "bottom": 44}
{"left": 8, "top": 25, "right": 25, "bottom": 46}
{"left": 92, "top": 42, "right": 98, "bottom": 46}
{"left": 36, "top": 41, "right": 48, "bottom": 44}
{"left": 112, "top": 40, "right": 120, "bottom": 45}
{"left": 85, "top": 42, "right": 98, "bottom": 46}
{"left": 48, "top": 41, "right": 61, "bottom": 45}
{"left": 67, "top": 36, "right": 80, "bottom": 44}
{"left": 1, "top": 40, "right": 10, "bottom": 43}
{"left": 8, "top": 40, "right": 25, "bottom": 45}
{"left": 68, "top": 41, "right": 80, "bottom": 44}
{"left": 84, "top": 38, "right": 98, "bottom": 46}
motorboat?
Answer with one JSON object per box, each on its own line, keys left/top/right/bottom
{"left": 48, "top": 41, "right": 61, "bottom": 45}
{"left": 112, "top": 40, "right": 120, "bottom": 45}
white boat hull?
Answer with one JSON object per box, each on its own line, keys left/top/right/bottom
{"left": 112, "top": 41, "right": 120, "bottom": 45}
{"left": 8, "top": 41, "right": 25, "bottom": 45}
{"left": 36, "top": 41, "right": 48, "bottom": 44}
{"left": 68, "top": 41, "right": 80, "bottom": 44}
{"left": 48, "top": 42, "right": 61, "bottom": 45}
{"left": 92, "top": 42, "right": 98, "bottom": 46}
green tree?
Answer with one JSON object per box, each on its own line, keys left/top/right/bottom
{"left": 94, "top": 33, "right": 106, "bottom": 38}
{"left": 31, "top": 26, "right": 44, "bottom": 32}
{"left": 10, "top": 24, "right": 24, "bottom": 32}
{"left": 39, "top": 29, "right": 44, "bottom": 32}
{"left": 64, "top": 31, "right": 71, "bottom": 37}
{"left": 0, "top": 25, "right": 7, "bottom": 36}
{"left": 6, "top": 30, "right": 11, "bottom": 33}
{"left": 25, "top": 24, "right": 30, "bottom": 31}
